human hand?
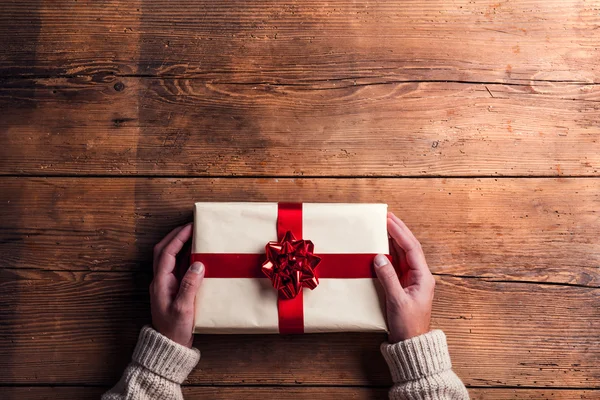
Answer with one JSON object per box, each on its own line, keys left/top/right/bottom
{"left": 150, "top": 223, "right": 204, "bottom": 348}
{"left": 373, "top": 213, "right": 435, "bottom": 343}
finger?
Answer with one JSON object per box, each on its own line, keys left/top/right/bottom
{"left": 175, "top": 262, "right": 205, "bottom": 308}
{"left": 392, "top": 239, "right": 410, "bottom": 276}
{"left": 373, "top": 254, "right": 406, "bottom": 303}
{"left": 388, "top": 212, "right": 420, "bottom": 247}
{"left": 153, "top": 224, "right": 188, "bottom": 273}
{"left": 155, "top": 224, "right": 190, "bottom": 255}
{"left": 176, "top": 240, "right": 192, "bottom": 281}
{"left": 156, "top": 224, "right": 194, "bottom": 276}
{"left": 388, "top": 236, "right": 407, "bottom": 269}
{"left": 387, "top": 216, "right": 429, "bottom": 275}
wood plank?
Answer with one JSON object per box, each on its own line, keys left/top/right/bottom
{"left": 4, "top": 387, "right": 598, "bottom": 400}
{"left": 468, "top": 389, "right": 599, "bottom": 399}
{"left": 0, "top": 1, "right": 598, "bottom": 84}
{"left": 1, "top": 77, "right": 599, "bottom": 176}
{"left": 3, "top": 387, "right": 106, "bottom": 400}
{"left": 0, "top": 269, "right": 598, "bottom": 387}
{"left": 1, "top": 177, "right": 598, "bottom": 286}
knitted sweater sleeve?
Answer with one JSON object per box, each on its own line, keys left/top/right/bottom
{"left": 102, "top": 326, "right": 200, "bottom": 400}
{"left": 380, "top": 330, "right": 469, "bottom": 400}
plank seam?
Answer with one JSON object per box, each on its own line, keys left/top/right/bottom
{"left": 1, "top": 174, "right": 599, "bottom": 179}
{"left": 0, "top": 383, "right": 598, "bottom": 390}
{"left": 1, "top": 75, "right": 598, "bottom": 86}
{"left": 432, "top": 273, "right": 600, "bottom": 289}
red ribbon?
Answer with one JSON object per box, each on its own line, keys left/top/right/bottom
{"left": 262, "top": 230, "right": 321, "bottom": 299}
{"left": 274, "top": 203, "right": 307, "bottom": 334}
{"left": 191, "top": 203, "right": 387, "bottom": 334}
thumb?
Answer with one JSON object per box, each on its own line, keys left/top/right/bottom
{"left": 175, "top": 262, "right": 205, "bottom": 307}
{"left": 373, "top": 254, "right": 405, "bottom": 302}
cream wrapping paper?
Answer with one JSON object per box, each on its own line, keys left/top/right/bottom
{"left": 192, "top": 202, "right": 389, "bottom": 334}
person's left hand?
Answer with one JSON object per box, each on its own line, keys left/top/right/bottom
{"left": 150, "top": 223, "right": 205, "bottom": 348}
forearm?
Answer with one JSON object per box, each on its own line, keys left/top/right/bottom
{"left": 381, "top": 330, "right": 469, "bottom": 400}
{"left": 103, "top": 326, "right": 200, "bottom": 400}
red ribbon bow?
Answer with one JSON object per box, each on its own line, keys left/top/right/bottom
{"left": 262, "top": 231, "right": 321, "bottom": 299}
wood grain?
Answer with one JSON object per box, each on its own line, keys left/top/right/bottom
{"left": 0, "top": 0, "right": 598, "bottom": 83}
{"left": 4, "top": 387, "right": 599, "bottom": 400}
{"left": 2, "top": 0, "right": 599, "bottom": 394}
{"left": 1, "top": 177, "right": 598, "bottom": 286}
{"left": 0, "top": 269, "right": 598, "bottom": 387}
{"left": 1, "top": 77, "right": 598, "bottom": 176}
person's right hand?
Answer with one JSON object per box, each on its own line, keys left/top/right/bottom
{"left": 150, "top": 223, "right": 205, "bottom": 348}
{"left": 373, "top": 212, "right": 436, "bottom": 343}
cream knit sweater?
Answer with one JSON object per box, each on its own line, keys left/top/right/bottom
{"left": 103, "top": 326, "right": 468, "bottom": 400}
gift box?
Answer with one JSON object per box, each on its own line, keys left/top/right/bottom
{"left": 191, "top": 202, "right": 389, "bottom": 334}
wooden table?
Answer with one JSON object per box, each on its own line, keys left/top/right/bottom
{"left": 1, "top": 1, "right": 598, "bottom": 399}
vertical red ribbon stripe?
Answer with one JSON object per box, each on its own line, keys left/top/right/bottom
{"left": 275, "top": 203, "right": 305, "bottom": 334}
{"left": 277, "top": 202, "right": 303, "bottom": 240}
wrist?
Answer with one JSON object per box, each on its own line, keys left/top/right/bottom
{"left": 388, "top": 324, "right": 430, "bottom": 343}
{"left": 389, "top": 333, "right": 425, "bottom": 344}
{"left": 152, "top": 320, "right": 194, "bottom": 348}
{"left": 381, "top": 330, "right": 452, "bottom": 383}
{"left": 133, "top": 325, "right": 200, "bottom": 383}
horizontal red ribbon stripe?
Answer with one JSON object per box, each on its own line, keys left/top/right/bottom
{"left": 191, "top": 253, "right": 389, "bottom": 279}
{"left": 193, "top": 254, "right": 266, "bottom": 278}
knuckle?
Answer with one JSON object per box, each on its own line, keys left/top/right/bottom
{"left": 158, "top": 250, "right": 168, "bottom": 262}
{"left": 172, "top": 302, "right": 186, "bottom": 315}
{"left": 162, "top": 242, "right": 175, "bottom": 256}
{"left": 413, "top": 239, "right": 423, "bottom": 252}
{"left": 179, "top": 277, "right": 196, "bottom": 293}
{"left": 173, "top": 301, "right": 192, "bottom": 317}
{"left": 153, "top": 243, "right": 162, "bottom": 256}
{"left": 382, "top": 268, "right": 396, "bottom": 282}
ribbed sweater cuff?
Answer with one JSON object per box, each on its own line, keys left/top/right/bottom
{"left": 380, "top": 330, "right": 452, "bottom": 383}
{"left": 132, "top": 325, "right": 201, "bottom": 384}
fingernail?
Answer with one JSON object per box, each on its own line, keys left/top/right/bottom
{"left": 190, "top": 262, "right": 204, "bottom": 274}
{"left": 373, "top": 254, "right": 389, "bottom": 268}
